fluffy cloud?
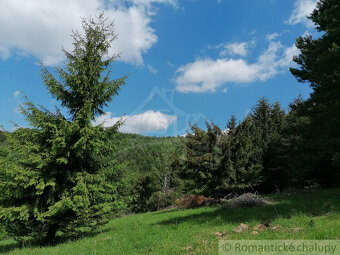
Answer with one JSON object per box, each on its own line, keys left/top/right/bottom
{"left": 92, "top": 110, "right": 177, "bottom": 134}
{"left": 286, "top": 0, "right": 317, "bottom": 28}
{"left": 175, "top": 58, "right": 258, "bottom": 93}
{"left": 0, "top": 0, "right": 174, "bottom": 65}
{"left": 175, "top": 41, "right": 299, "bottom": 93}
{"left": 278, "top": 44, "right": 300, "bottom": 67}
{"left": 220, "top": 42, "right": 248, "bottom": 57}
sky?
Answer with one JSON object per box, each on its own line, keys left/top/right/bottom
{"left": 0, "top": 0, "right": 318, "bottom": 136}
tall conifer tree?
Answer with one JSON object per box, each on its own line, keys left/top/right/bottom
{"left": 0, "top": 14, "right": 127, "bottom": 243}
{"left": 290, "top": 0, "right": 340, "bottom": 185}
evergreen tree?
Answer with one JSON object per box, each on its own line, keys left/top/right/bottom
{"left": 220, "top": 115, "right": 237, "bottom": 191}
{"left": 284, "top": 97, "right": 313, "bottom": 187}
{"left": 181, "top": 122, "right": 223, "bottom": 196}
{"left": 290, "top": 0, "right": 340, "bottom": 185}
{"left": 180, "top": 98, "right": 289, "bottom": 195}
{"left": 222, "top": 99, "right": 286, "bottom": 193}
{"left": 0, "top": 14, "right": 127, "bottom": 243}
{"left": 252, "top": 100, "right": 288, "bottom": 191}
{"left": 131, "top": 174, "right": 156, "bottom": 213}
{"left": 231, "top": 115, "right": 263, "bottom": 191}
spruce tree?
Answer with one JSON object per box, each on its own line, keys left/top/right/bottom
{"left": 0, "top": 14, "right": 127, "bottom": 243}
{"left": 181, "top": 122, "right": 223, "bottom": 196}
{"left": 251, "top": 100, "right": 287, "bottom": 191}
{"left": 290, "top": 0, "right": 340, "bottom": 185}
{"left": 220, "top": 115, "right": 237, "bottom": 191}
{"left": 231, "top": 115, "right": 263, "bottom": 191}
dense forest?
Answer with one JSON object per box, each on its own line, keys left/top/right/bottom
{"left": 0, "top": 0, "right": 339, "bottom": 245}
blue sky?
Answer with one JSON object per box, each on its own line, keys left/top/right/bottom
{"left": 0, "top": 0, "right": 318, "bottom": 136}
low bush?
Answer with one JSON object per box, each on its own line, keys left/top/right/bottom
{"left": 228, "top": 193, "right": 272, "bottom": 208}
{"left": 0, "top": 225, "right": 6, "bottom": 241}
{"left": 175, "top": 194, "right": 212, "bottom": 208}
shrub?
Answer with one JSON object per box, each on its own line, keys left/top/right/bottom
{"left": 175, "top": 194, "right": 212, "bottom": 208}
{"left": 228, "top": 193, "right": 271, "bottom": 208}
{"left": 148, "top": 190, "right": 176, "bottom": 211}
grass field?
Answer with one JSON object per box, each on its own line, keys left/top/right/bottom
{"left": 1, "top": 188, "right": 340, "bottom": 254}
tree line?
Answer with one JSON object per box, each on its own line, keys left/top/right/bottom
{"left": 0, "top": 0, "right": 339, "bottom": 244}
{"left": 179, "top": 0, "right": 340, "bottom": 196}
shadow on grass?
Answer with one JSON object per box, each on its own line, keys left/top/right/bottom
{"left": 0, "top": 227, "right": 114, "bottom": 254}
{"left": 156, "top": 188, "right": 340, "bottom": 227}
{"left": 56, "top": 227, "right": 113, "bottom": 244}
{"left": 0, "top": 242, "right": 18, "bottom": 254}
{"left": 150, "top": 208, "right": 181, "bottom": 215}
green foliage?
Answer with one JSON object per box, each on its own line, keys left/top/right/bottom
{"left": 147, "top": 190, "right": 177, "bottom": 211}
{"left": 289, "top": 0, "right": 340, "bottom": 186}
{"left": 118, "top": 135, "right": 183, "bottom": 212}
{"left": 0, "top": 14, "right": 127, "bottom": 243}
{"left": 179, "top": 0, "right": 340, "bottom": 195}
{"left": 180, "top": 122, "right": 224, "bottom": 196}
{"left": 181, "top": 98, "right": 288, "bottom": 195}
{"left": 251, "top": 99, "right": 289, "bottom": 191}
{"left": 0, "top": 3, "right": 338, "bottom": 246}
{"left": 131, "top": 174, "right": 156, "bottom": 212}
{"left": 41, "top": 15, "right": 127, "bottom": 123}
{"left": 130, "top": 172, "right": 178, "bottom": 213}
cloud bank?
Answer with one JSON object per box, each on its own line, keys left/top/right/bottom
{"left": 175, "top": 41, "right": 299, "bottom": 93}
{"left": 286, "top": 0, "right": 317, "bottom": 28}
{"left": 0, "top": 0, "right": 176, "bottom": 65}
{"left": 220, "top": 42, "right": 248, "bottom": 57}
{"left": 92, "top": 110, "right": 177, "bottom": 134}
{"left": 173, "top": 0, "right": 319, "bottom": 94}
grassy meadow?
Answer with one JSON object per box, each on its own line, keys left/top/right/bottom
{"left": 1, "top": 187, "right": 339, "bottom": 255}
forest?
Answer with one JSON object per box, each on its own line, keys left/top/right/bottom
{"left": 0, "top": 0, "right": 339, "bottom": 248}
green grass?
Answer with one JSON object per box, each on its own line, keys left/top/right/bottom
{"left": 1, "top": 188, "right": 340, "bottom": 254}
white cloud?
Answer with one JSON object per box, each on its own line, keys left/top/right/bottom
{"left": 220, "top": 42, "right": 248, "bottom": 57}
{"left": 277, "top": 44, "right": 300, "bottom": 67}
{"left": 175, "top": 41, "right": 299, "bottom": 93}
{"left": 266, "top": 32, "right": 279, "bottom": 41}
{"left": 147, "top": 64, "right": 158, "bottom": 74}
{"left": 92, "top": 110, "right": 177, "bottom": 134}
{"left": 0, "top": 44, "right": 10, "bottom": 60}
{"left": 286, "top": 0, "right": 317, "bottom": 28}
{"left": 13, "top": 90, "right": 21, "bottom": 98}
{"left": 0, "top": 0, "right": 175, "bottom": 65}
{"left": 175, "top": 58, "right": 258, "bottom": 93}
{"left": 127, "top": 0, "right": 177, "bottom": 8}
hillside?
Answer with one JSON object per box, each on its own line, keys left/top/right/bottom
{"left": 1, "top": 188, "right": 339, "bottom": 255}
{"left": 0, "top": 130, "right": 184, "bottom": 214}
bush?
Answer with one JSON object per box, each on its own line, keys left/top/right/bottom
{"left": 0, "top": 225, "right": 6, "bottom": 241}
{"left": 228, "top": 193, "right": 271, "bottom": 208}
{"left": 148, "top": 190, "right": 176, "bottom": 211}
{"left": 175, "top": 194, "right": 212, "bottom": 208}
